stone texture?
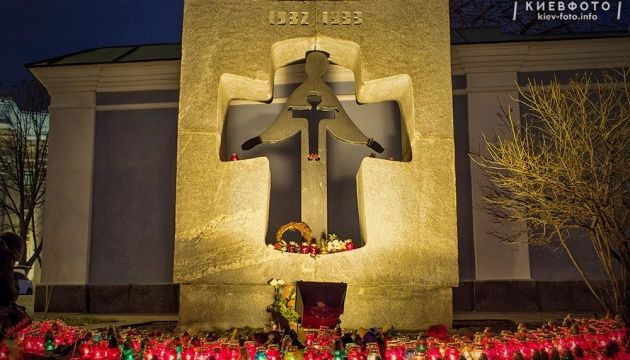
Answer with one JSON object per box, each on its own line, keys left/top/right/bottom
{"left": 179, "top": 284, "right": 452, "bottom": 331}
{"left": 176, "top": 0, "right": 457, "bottom": 329}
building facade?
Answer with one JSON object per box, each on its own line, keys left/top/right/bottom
{"left": 29, "top": 36, "right": 630, "bottom": 314}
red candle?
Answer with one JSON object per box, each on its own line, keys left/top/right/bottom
{"left": 266, "top": 345, "right": 281, "bottom": 360}
{"left": 220, "top": 343, "right": 231, "bottom": 360}
{"left": 164, "top": 347, "right": 178, "bottom": 360}
{"left": 304, "top": 347, "right": 319, "bottom": 360}
{"left": 444, "top": 343, "right": 459, "bottom": 360}
{"left": 319, "top": 346, "right": 333, "bottom": 360}
{"left": 34, "top": 337, "right": 45, "bottom": 355}
{"left": 197, "top": 348, "right": 212, "bottom": 360}
{"left": 92, "top": 344, "right": 105, "bottom": 359}
{"left": 0, "top": 343, "right": 10, "bottom": 360}
{"left": 305, "top": 333, "right": 316, "bottom": 347}
{"left": 384, "top": 342, "right": 398, "bottom": 360}
{"left": 301, "top": 243, "right": 310, "bottom": 254}
{"left": 347, "top": 346, "right": 363, "bottom": 360}
{"left": 244, "top": 341, "right": 256, "bottom": 360}
{"left": 106, "top": 346, "right": 121, "bottom": 360}
{"left": 24, "top": 337, "right": 34, "bottom": 354}
{"left": 230, "top": 343, "right": 242, "bottom": 360}
{"left": 80, "top": 343, "right": 93, "bottom": 359}
{"left": 425, "top": 345, "right": 441, "bottom": 360}
{"left": 183, "top": 347, "right": 196, "bottom": 360}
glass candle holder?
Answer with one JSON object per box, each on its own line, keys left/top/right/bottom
{"left": 267, "top": 345, "right": 282, "bottom": 360}
{"left": 283, "top": 345, "right": 299, "bottom": 360}
{"left": 255, "top": 347, "right": 268, "bottom": 360}
{"left": 304, "top": 346, "right": 319, "bottom": 360}
{"left": 0, "top": 343, "right": 10, "bottom": 360}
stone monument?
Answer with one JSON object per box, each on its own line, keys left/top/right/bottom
{"left": 175, "top": 0, "right": 457, "bottom": 330}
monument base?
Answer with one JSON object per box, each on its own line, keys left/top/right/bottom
{"left": 178, "top": 284, "right": 452, "bottom": 331}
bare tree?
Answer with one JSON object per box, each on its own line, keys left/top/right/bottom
{"left": 472, "top": 69, "right": 630, "bottom": 324}
{"left": 0, "top": 78, "right": 49, "bottom": 275}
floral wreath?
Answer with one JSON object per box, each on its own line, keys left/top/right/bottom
{"left": 275, "top": 221, "right": 313, "bottom": 246}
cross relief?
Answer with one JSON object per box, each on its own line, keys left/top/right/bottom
{"left": 242, "top": 50, "right": 384, "bottom": 240}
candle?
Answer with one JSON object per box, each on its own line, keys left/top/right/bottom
{"left": 304, "top": 347, "right": 319, "bottom": 360}
{"left": 220, "top": 342, "right": 232, "bottom": 360}
{"left": 0, "top": 343, "right": 10, "bottom": 360}
{"left": 444, "top": 343, "right": 459, "bottom": 360}
{"left": 301, "top": 243, "right": 310, "bottom": 254}
{"left": 385, "top": 342, "right": 399, "bottom": 360}
{"left": 244, "top": 341, "right": 256, "bottom": 360}
{"left": 347, "top": 345, "right": 363, "bottom": 360}
{"left": 80, "top": 341, "right": 92, "bottom": 359}
{"left": 305, "top": 333, "right": 316, "bottom": 347}
{"left": 255, "top": 347, "right": 268, "bottom": 360}
{"left": 267, "top": 344, "right": 282, "bottom": 360}
{"left": 283, "top": 345, "right": 299, "bottom": 360}
{"left": 230, "top": 343, "right": 242, "bottom": 360}
{"left": 318, "top": 346, "right": 333, "bottom": 360}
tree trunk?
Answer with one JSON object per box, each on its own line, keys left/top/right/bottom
{"left": 26, "top": 242, "right": 43, "bottom": 268}
{"left": 18, "top": 221, "right": 30, "bottom": 270}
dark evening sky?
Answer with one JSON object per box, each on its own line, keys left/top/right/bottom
{"left": 0, "top": 0, "right": 183, "bottom": 90}
{"left": 1, "top": 1, "right": 627, "bottom": 91}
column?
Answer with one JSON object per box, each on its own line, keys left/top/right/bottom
{"left": 466, "top": 71, "right": 532, "bottom": 280}
{"left": 41, "top": 90, "right": 96, "bottom": 284}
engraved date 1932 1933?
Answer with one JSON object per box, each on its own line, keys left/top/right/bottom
{"left": 269, "top": 11, "right": 363, "bottom": 26}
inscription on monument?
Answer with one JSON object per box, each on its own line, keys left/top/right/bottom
{"left": 268, "top": 11, "right": 363, "bottom": 25}
{"left": 321, "top": 11, "right": 363, "bottom": 25}
{"left": 269, "top": 11, "right": 310, "bottom": 25}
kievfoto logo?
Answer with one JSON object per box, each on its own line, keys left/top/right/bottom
{"left": 512, "top": 1, "right": 624, "bottom": 21}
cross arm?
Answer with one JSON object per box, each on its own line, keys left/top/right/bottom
{"left": 241, "top": 109, "right": 307, "bottom": 150}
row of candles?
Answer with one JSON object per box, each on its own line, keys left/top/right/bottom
{"left": 4, "top": 317, "right": 628, "bottom": 360}
{"left": 272, "top": 240, "right": 354, "bottom": 255}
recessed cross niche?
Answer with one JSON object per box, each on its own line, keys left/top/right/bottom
{"left": 222, "top": 51, "right": 406, "bottom": 251}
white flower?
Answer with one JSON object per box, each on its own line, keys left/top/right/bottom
{"left": 268, "top": 278, "right": 286, "bottom": 286}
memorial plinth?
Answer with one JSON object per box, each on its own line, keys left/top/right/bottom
{"left": 175, "top": 0, "right": 457, "bottom": 330}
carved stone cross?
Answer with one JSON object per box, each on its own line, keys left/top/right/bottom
{"left": 290, "top": 96, "right": 336, "bottom": 155}
{"left": 242, "top": 50, "right": 384, "bottom": 240}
